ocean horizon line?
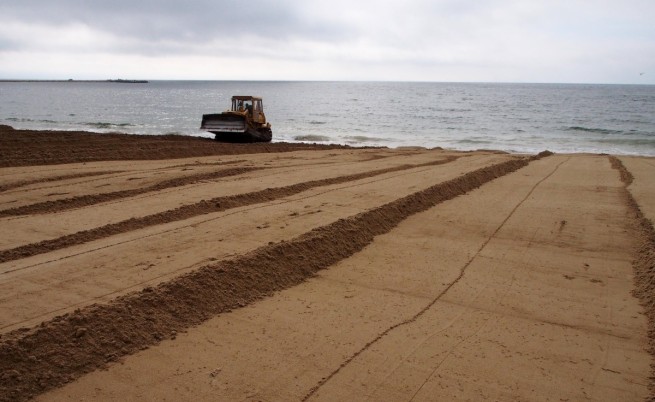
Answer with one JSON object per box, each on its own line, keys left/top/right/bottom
{"left": 1, "top": 78, "right": 652, "bottom": 86}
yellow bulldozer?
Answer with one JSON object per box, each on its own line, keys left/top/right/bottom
{"left": 201, "top": 95, "right": 272, "bottom": 142}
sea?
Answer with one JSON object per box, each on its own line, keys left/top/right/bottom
{"left": 1, "top": 80, "right": 654, "bottom": 156}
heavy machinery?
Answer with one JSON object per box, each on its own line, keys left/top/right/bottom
{"left": 200, "top": 96, "right": 272, "bottom": 142}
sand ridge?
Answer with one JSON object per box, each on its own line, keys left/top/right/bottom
{"left": 610, "top": 156, "right": 655, "bottom": 396}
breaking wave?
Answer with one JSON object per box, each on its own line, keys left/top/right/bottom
{"left": 343, "top": 135, "right": 388, "bottom": 143}
{"left": 293, "top": 135, "right": 331, "bottom": 142}
{"left": 83, "top": 122, "right": 135, "bottom": 129}
{"left": 6, "top": 118, "right": 57, "bottom": 124}
{"left": 565, "top": 126, "right": 623, "bottom": 135}
{"left": 5, "top": 118, "right": 135, "bottom": 130}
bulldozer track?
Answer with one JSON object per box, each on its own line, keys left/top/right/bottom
{"left": 302, "top": 156, "right": 566, "bottom": 401}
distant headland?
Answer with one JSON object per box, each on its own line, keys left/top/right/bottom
{"left": 0, "top": 79, "right": 148, "bottom": 83}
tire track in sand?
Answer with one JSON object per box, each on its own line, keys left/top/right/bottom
{"left": 0, "top": 157, "right": 458, "bottom": 264}
{"left": 303, "top": 153, "right": 563, "bottom": 401}
{"left": 0, "top": 154, "right": 549, "bottom": 402}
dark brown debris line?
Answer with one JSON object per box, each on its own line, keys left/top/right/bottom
{"left": 0, "top": 125, "right": 357, "bottom": 168}
{"left": 0, "top": 157, "right": 458, "bottom": 264}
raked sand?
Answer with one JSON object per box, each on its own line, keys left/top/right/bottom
{"left": 0, "top": 126, "right": 654, "bottom": 401}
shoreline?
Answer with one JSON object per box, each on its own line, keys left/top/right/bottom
{"left": 3, "top": 124, "right": 654, "bottom": 165}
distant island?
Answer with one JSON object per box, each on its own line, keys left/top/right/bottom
{"left": 0, "top": 79, "right": 148, "bottom": 83}
{"left": 107, "top": 79, "right": 149, "bottom": 83}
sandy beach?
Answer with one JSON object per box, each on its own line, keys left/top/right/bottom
{"left": 1, "top": 125, "right": 654, "bottom": 401}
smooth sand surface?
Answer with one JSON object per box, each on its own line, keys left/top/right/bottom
{"left": 1, "top": 128, "right": 653, "bottom": 401}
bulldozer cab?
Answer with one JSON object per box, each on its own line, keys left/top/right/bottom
{"left": 231, "top": 96, "right": 265, "bottom": 123}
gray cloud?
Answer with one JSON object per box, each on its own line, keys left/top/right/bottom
{"left": 0, "top": 0, "right": 352, "bottom": 44}
{"left": 0, "top": 0, "right": 653, "bottom": 83}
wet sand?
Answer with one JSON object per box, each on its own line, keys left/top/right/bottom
{"left": 0, "top": 126, "right": 653, "bottom": 401}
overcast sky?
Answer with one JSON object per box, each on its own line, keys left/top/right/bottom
{"left": 0, "top": 0, "right": 653, "bottom": 84}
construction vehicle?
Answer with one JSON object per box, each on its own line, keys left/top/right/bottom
{"left": 201, "top": 96, "right": 272, "bottom": 142}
